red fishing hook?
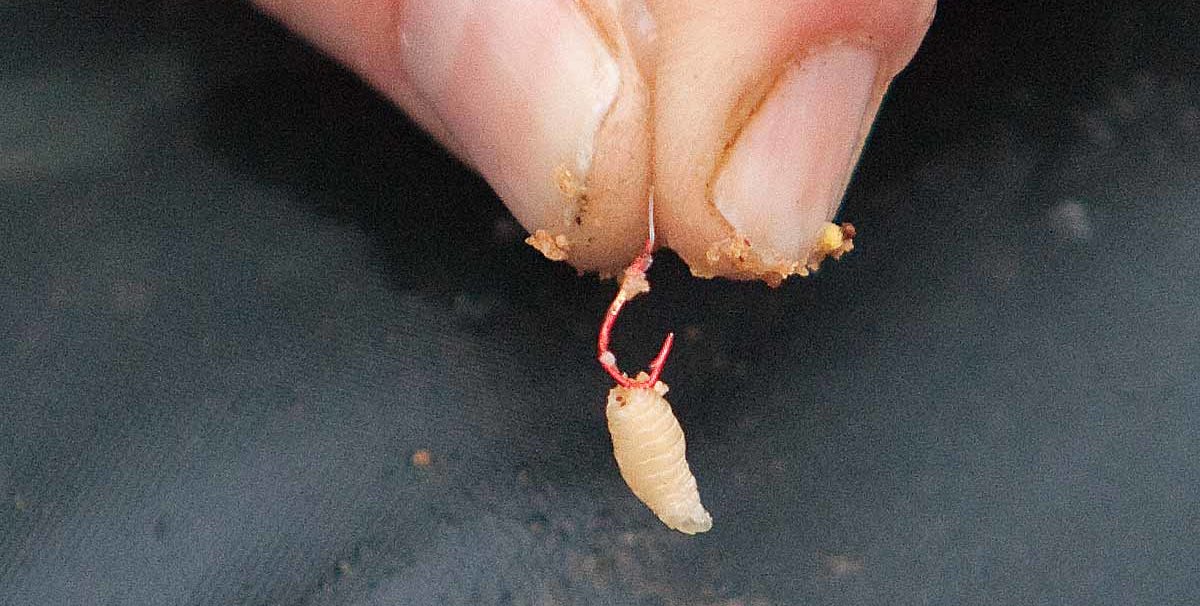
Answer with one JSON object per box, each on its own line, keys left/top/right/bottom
{"left": 597, "top": 236, "right": 674, "bottom": 389}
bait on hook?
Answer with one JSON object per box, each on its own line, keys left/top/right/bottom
{"left": 597, "top": 236, "right": 713, "bottom": 535}
{"left": 594, "top": 210, "right": 856, "bottom": 534}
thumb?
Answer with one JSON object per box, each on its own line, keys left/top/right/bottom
{"left": 254, "top": 0, "right": 654, "bottom": 274}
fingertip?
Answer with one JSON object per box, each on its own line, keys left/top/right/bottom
{"left": 256, "top": 0, "right": 654, "bottom": 275}
{"left": 650, "top": 0, "right": 934, "bottom": 283}
{"left": 399, "top": 0, "right": 653, "bottom": 275}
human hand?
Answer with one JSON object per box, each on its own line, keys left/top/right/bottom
{"left": 253, "top": 0, "right": 935, "bottom": 282}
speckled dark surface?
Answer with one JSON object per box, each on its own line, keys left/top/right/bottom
{"left": 3, "top": 2, "right": 1199, "bottom": 604}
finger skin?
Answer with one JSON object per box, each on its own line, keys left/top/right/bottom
{"left": 253, "top": 0, "right": 936, "bottom": 282}
{"left": 649, "top": 0, "right": 936, "bottom": 282}
{"left": 253, "top": 0, "right": 653, "bottom": 275}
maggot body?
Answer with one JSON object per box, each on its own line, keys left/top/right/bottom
{"left": 606, "top": 378, "right": 712, "bottom": 534}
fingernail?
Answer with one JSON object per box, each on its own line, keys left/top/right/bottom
{"left": 712, "top": 46, "right": 878, "bottom": 263}
{"left": 399, "top": 0, "right": 620, "bottom": 231}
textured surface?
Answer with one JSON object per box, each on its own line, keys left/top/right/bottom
{"left": 3, "top": 1, "right": 1200, "bottom": 605}
{"left": 606, "top": 382, "right": 711, "bottom": 535}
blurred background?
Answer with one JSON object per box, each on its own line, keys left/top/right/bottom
{"left": 2, "top": 2, "right": 1198, "bottom": 604}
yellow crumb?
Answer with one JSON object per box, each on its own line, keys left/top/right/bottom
{"left": 809, "top": 222, "right": 856, "bottom": 267}
{"left": 817, "top": 223, "right": 845, "bottom": 253}
{"left": 525, "top": 229, "right": 572, "bottom": 261}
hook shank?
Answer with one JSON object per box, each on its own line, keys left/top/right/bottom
{"left": 597, "top": 238, "right": 674, "bottom": 389}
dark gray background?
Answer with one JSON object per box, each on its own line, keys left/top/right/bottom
{"left": 2, "top": 2, "right": 1198, "bottom": 604}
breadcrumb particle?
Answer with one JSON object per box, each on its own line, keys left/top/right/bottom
{"left": 555, "top": 164, "right": 586, "bottom": 200}
{"left": 526, "top": 229, "right": 572, "bottom": 261}
{"left": 620, "top": 267, "right": 650, "bottom": 298}
{"left": 697, "top": 222, "right": 856, "bottom": 286}
{"left": 599, "top": 351, "right": 617, "bottom": 367}
{"left": 411, "top": 449, "right": 432, "bottom": 468}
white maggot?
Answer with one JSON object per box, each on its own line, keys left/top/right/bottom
{"left": 606, "top": 376, "right": 712, "bottom": 534}
{"left": 592, "top": 221, "right": 854, "bottom": 534}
